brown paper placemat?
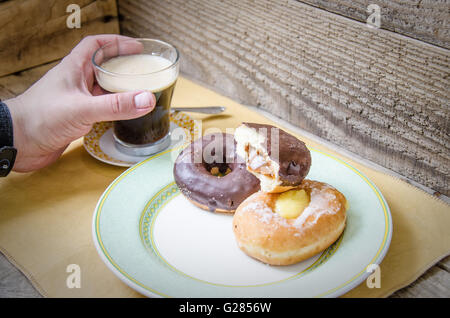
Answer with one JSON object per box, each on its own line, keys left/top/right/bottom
{"left": 1, "top": 77, "right": 449, "bottom": 297}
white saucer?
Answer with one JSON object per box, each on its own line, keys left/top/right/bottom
{"left": 83, "top": 112, "right": 198, "bottom": 167}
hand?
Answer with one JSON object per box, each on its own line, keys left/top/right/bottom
{"left": 6, "top": 34, "right": 156, "bottom": 172}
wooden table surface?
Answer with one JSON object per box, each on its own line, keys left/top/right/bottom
{"left": 0, "top": 61, "right": 449, "bottom": 298}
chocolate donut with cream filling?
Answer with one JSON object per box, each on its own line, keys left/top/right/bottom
{"left": 234, "top": 123, "right": 311, "bottom": 193}
{"left": 174, "top": 133, "right": 260, "bottom": 213}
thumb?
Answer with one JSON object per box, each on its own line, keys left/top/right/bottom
{"left": 83, "top": 91, "right": 156, "bottom": 123}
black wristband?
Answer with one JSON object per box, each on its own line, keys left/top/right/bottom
{"left": 0, "top": 100, "right": 17, "bottom": 176}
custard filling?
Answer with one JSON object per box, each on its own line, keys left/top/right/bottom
{"left": 274, "top": 189, "right": 310, "bottom": 219}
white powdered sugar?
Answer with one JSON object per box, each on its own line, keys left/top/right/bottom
{"left": 242, "top": 184, "right": 340, "bottom": 231}
{"left": 242, "top": 200, "right": 290, "bottom": 227}
{"left": 242, "top": 201, "right": 274, "bottom": 224}
{"left": 292, "top": 188, "right": 338, "bottom": 228}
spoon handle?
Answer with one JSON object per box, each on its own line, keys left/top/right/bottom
{"left": 171, "top": 106, "right": 226, "bottom": 114}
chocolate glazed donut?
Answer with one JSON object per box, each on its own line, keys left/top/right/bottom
{"left": 234, "top": 123, "right": 312, "bottom": 193}
{"left": 173, "top": 133, "right": 260, "bottom": 213}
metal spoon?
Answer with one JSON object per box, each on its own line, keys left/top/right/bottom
{"left": 171, "top": 106, "right": 226, "bottom": 114}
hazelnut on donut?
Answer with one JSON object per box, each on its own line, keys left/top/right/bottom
{"left": 234, "top": 123, "right": 311, "bottom": 193}
{"left": 233, "top": 180, "right": 348, "bottom": 266}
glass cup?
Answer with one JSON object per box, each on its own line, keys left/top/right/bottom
{"left": 92, "top": 38, "right": 180, "bottom": 156}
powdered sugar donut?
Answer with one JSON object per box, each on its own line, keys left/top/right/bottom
{"left": 232, "top": 180, "right": 348, "bottom": 265}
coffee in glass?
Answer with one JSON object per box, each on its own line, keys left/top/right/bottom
{"left": 92, "top": 38, "right": 179, "bottom": 156}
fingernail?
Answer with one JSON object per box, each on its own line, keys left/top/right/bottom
{"left": 134, "top": 92, "right": 153, "bottom": 109}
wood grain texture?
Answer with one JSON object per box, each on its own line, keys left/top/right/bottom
{"left": 392, "top": 255, "right": 450, "bottom": 297}
{"left": 298, "top": 0, "right": 450, "bottom": 49}
{"left": 118, "top": 0, "right": 450, "bottom": 196}
{"left": 0, "top": 252, "right": 41, "bottom": 298}
{"left": 0, "top": 0, "right": 119, "bottom": 76}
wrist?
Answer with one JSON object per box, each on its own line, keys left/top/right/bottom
{"left": 5, "top": 96, "right": 29, "bottom": 171}
{"left": 0, "top": 100, "right": 17, "bottom": 176}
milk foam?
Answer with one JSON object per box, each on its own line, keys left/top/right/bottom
{"left": 97, "top": 54, "right": 178, "bottom": 93}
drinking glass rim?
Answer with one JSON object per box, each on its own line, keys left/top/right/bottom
{"left": 92, "top": 38, "right": 180, "bottom": 77}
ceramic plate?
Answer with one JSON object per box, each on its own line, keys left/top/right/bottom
{"left": 92, "top": 143, "right": 392, "bottom": 297}
{"left": 83, "top": 112, "right": 197, "bottom": 167}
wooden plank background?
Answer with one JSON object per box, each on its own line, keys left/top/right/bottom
{"left": 118, "top": 0, "right": 450, "bottom": 196}
{"left": 0, "top": 0, "right": 119, "bottom": 76}
{"left": 300, "top": 0, "right": 450, "bottom": 49}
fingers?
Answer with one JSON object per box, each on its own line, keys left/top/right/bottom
{"left": 96, "top": 38, "right": 144, "bottom": 62}
{"left": 72, "top": 34, "right": 144, "bottom": 92}
{"left": 68, "top": 35, "right": 157, "bottom": 123}
{"left": 75, "top": 34, "right": 144, "bottom": 64}
{"left": 81, "top": 91, "right": 156, "bottom": 123}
